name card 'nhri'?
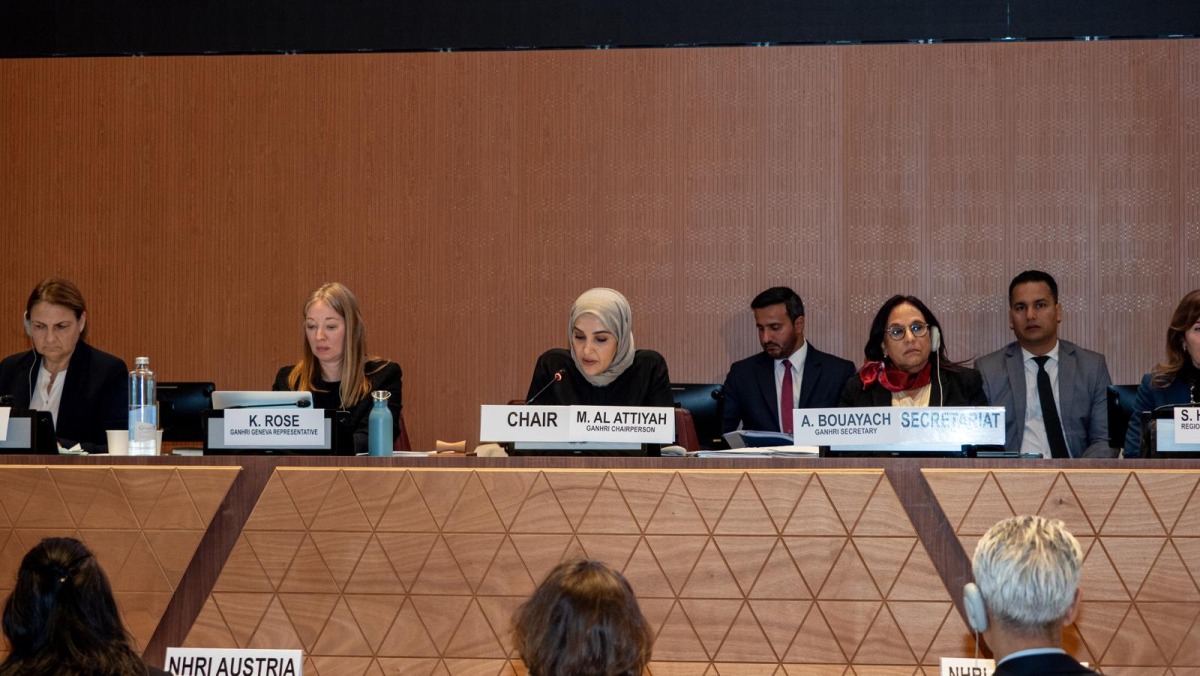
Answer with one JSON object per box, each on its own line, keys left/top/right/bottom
{"left": 166, "top": 648, "right": 303, "bottom": 676}
{"left": 1175, "top": 406, "right": 1200, "bottom": 443}
{"left": 791, "top": 407, "right": 1005, "bottom": 446}
{"left": 223, "top": 408, "right": 326, "bottom": 446}
{"left": 480, "top": 405, "right": 675, "bottom": 444}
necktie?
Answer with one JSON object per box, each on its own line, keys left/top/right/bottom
{"left": 781, "top": 359, "right": 794, "bottom": 435}
{"left": 1034, "top": 356, "right": 1069, "bottom": 458}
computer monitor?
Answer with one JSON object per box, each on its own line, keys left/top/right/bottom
{"left": 0, "top": 410, "right": 58, "bottom": 454}
{"left": 158, "top": 381, "right": 215, "bottom": 441}
{"left": 671, "top": 383, "right": 723, "bottom": 450}
{"left": 1144, "top": 406, "right": 1200, "bottom": 459}
{"left": 201, "top": 409, "right": 352, "bottom": 455}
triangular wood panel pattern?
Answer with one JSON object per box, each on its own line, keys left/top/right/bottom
{"left": 924, "top": 469, "right": 1200, "bottom": 673}
{"left": 0, "top": 466, "right": 237, "bottom": 658}
{"left": 183, "top": 467, "right": 982, "bottom": 672}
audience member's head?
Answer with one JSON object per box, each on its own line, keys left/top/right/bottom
{"left": 513, "top": 559, "right": 652, "bottom": 676}
{"left": 1, "top": 537, "right": 149, "bottom": 676}
{"left": 970, "top": 515, "right": 1083, "bottom": 649}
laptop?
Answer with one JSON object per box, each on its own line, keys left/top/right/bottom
{"left": 1144, "top": 406, "right": 1200, "bottom": 459}
{"left": 0, "top": 410, "right": 58, "bottom": 454}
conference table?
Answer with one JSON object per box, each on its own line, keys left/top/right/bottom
{"left": 0, "top": 453, "right": 1193, "bottom": 675}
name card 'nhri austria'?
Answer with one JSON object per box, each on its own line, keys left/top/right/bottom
{"left": 791, "top": 407, "right": 1005, "bottom": 446}
{"left": 223, "top": 408, "right": 326, "bottom": 447}
{"left": 165, "top": 648, "right": 303, "bottom": 676}
{"left": 480, "top": 405, "right": 675, "bottom": 444}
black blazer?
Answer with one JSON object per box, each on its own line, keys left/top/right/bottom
{"left": 526, "top": 348, "right": 673, "bottom": 407}
{"left": 839, "top": 365, "right": 988, "bottom": 407}
{"left": 0, "top": 342, "right": 128, "bottom": 453}
{"left": 993, "top": 652, "right": 1097, "bottom": 675}
{"left": 273, "top": 360, "right": 402, "bottom": 455}
{"left": 722, "top": 344, "right": 856, "bottom": 433}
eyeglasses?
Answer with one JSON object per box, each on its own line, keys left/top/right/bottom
{"left": 886, "top": 322, "right": 930, "bottom": 341}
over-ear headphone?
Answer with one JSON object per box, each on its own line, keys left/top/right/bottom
{"left": 930, "top": 325, "right": 941, "bottom": 352}
{"left": 963, "top": 582, "right": 988, "bottom": 633}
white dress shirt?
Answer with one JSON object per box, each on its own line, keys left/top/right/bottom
{"left": 775, "top": 341, "right": 808, "bottom": 430}
{"left": 31, "top": 362, "right": 67, "bottom": 429}
{"left": 1021, "top": 341, "right": 1065, "bottom": 458}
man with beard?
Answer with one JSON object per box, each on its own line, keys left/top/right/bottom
{"left": 976, "top": 271, "right": 1113, "bottom": 457}
{"left": 722, "top": 287, "right": 855, "bottom": 434}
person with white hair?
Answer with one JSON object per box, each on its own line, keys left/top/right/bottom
{"left": 964, "top": 515, "right": 1097, "bottom": 675}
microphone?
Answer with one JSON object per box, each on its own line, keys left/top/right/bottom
{"left": 526, "top": 369, "right": 566, "bottom": 405}
{"left": 230, "top": 399, "right": 312, "bottom": 409}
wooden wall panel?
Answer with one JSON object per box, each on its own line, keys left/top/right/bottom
{"left": 0, "top": 466, "right": 238, "bottom": 657}
{"left": 925, "top": 468, "right": 1200, "bottom": 673}
{"left": 186, "top": 467, "right": 970, "bottom": 675}
{"left": 0, "top": 40, "right": 1196, "bottom": 449}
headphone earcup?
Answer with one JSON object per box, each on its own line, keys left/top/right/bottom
{"left": 963, "top": 582, "right": 988, "bottom": 633}
{"left": 930, "top": 326, "right": 941, "bottom": 352}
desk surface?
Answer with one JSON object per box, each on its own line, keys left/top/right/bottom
{"left": 0, "top": 456, "right": 1193, "bottom": 674}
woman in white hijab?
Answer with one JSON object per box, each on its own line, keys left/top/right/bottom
{"left": 525, "top": 288, "right": 673, "bottom": 407}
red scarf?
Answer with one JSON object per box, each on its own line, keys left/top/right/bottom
{"left": 859, "top": 360, "right": 932, "bottom": 393}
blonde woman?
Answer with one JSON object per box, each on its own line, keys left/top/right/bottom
{"left": 273, "top": 282, "right": 401, "bottom": 453}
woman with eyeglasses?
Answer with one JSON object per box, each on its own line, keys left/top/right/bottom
{"left": 839, "top": 295, "right": 986, "bottom": 407}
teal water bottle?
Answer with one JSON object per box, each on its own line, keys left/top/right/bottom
{"left": 368, "top": 391, "right": 394, "bottom": 456}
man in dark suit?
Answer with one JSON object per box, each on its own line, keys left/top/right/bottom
{"left": 722, "top": 287, "right": 855, "bottom": 434}
{"left": 976, "top": 271, "right": 1113, "bottom": 457}
{"left": 967, "top": 515, "right": 1097, "bottom": 675}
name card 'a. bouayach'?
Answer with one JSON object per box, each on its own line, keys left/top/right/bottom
{"left": 791, "top": 407, "right": 1005, "bottom": 447}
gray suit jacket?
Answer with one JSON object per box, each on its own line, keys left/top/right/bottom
{"left": 976, "top": 339, "right": 1113, "bottom": 457}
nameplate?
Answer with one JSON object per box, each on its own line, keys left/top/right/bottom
{"left": 570, "top": 405, "right": 675, "bottom": 443}
{"left": 0, "top": 407, "right": 8, "bottom": 442}
{"left": 165, "top": 647, "right": 303, "bottom": 676}
{"left": 791, "top": 407, "right": 1005, "bottom": 446}
{"left": 223, "top": 408, "right": 326, "bottom": 446}
{"left": 480, "top": 405, "right": 675, "bottom": 443}
{"left": 940, "top": 657, "right": 993, "bottom": 675}
{"left": 480, "top": 405, "right": 571, "bottom": 442}
{"left": 1175, "top": 407, "right": 1200, "bottom": 443}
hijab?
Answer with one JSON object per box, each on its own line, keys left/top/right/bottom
{"left": 569, "top": 288, "right": 636, "bottom": 387}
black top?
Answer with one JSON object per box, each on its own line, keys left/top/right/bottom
{"left": 993, "top": 652, "right": 1098, "bottom": 675}
{"left": 0, "top": 342, "right": 128, "bottom": 453}
{"left": 273, "top": 360, "right": 402, "bottom": 454}
{"left": 839, "top": 365, "right": 988, "bottom": 407}
{"left": 526, "top": 348, "right": 673, "bottom": 407}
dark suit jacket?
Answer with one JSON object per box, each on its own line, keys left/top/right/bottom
{"left": 722, "top": 343, "right": 856, "bottom": 433}
{"left": 993, "top": 651, "right": 1097, "bottom": 675}
{"left": 274, "top": 360, "right": 402, "bottom": 455}
{"left": 976, "top": 340, "right": 1113, "bottom": 457}
{"left": 0, "top": 342, "right": 128, "bottom": 453}
{"left": 838, "top": 365, "right": 988, "bottom": 407}
{"left": 1123, "top": 372, "right": 1191, "bottom": 458}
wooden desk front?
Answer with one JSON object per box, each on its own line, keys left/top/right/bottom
{"left": 0, "top": 456, "right": 1194, "bottom": 675}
